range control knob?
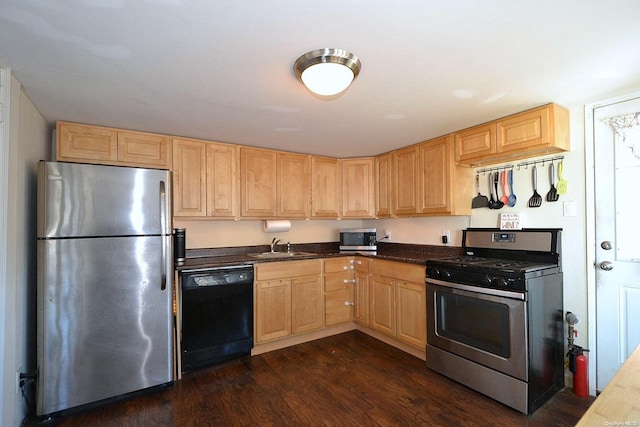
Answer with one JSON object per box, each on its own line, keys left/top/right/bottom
{"left": 441, "top": 269, "right": 452, "bottom": 279}
{"left": 482, "top": 275, "right": 493, "bottom": 286}
{"left": 431, "top": 267, "right": 441, "bottom": 278}
{"left": 495, "top": 277, "right": 509, "bottom": 288}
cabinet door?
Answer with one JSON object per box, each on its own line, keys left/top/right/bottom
{"left": 454, "top": 123, "right": 496, "bottom": 163}
{"left": 393, "top": 145, "right": 420, "bottom": 216}
{"left": 57, "top": 121, "right": 117, "bottom": 163}
{"left": 311, "top": 156, "right": 341, "bottom": 218}
{"left": 419, "top": 136, "right": 449, "bottom": 213}
{"left": 396, "top": 281, "right": 426, "bottom": 349}
{"left": 370, "top": 275, "right": 395, "bottom": 336}
{"left": 341, "top": 157, "right": 375, "bottom": 218}
{"left": 117, "top": 130, "right": 171, "bottom": 168}
{"left": 496, "top": 105, "right": 551, "bottom": 154}
{"left": 172, "top": 138, "right": 206, "bottom": 217}
{"left": 206, "top": 142, "right": 238, "bottom": 218}
{"left": 354, "top": 270, "right": 369, "bottom": 325}
{"left": 375, "top": 153, "right": 393, "bottom": 218}
{"left": 291, "top": 275, "right": 323, "bottom": 334}
{"left": 240, "top": 147, "right": 277, "bottom": 218}
{"left": 277, "top": 152, "right": 311, "bottom": 218}
{"left": 255, "top": 279, "right": 291, "bottom": 342}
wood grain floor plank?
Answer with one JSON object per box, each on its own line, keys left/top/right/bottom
{"left": 26, "top": 331, "right": 594, "bottom": 426}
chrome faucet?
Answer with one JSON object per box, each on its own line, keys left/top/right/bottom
{"left": 270, "top": 238, "right": 281, "bottom": 253}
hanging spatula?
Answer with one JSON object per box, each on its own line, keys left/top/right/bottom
{"left": 546, "top": 162, "right": 559, "bottom": 202}
{"left": 471, "top": 173, "right": 490, "bottom": 208}
{"left": 557, "top": 161, "right": 568, "bottom": 195}
{"left": 528, "top": 165, "right": 543, "bottom": 208}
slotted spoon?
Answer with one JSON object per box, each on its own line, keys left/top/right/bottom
{"left": 528, "top": 165, "right": 542, "bottom": 208}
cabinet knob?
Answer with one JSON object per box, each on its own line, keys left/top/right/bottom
{"left": 344, "top": 301, "right": 355, "bottom": 306}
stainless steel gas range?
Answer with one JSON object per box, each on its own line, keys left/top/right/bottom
{"left": 425, "top": 228, "right": 564, "bottom": 414}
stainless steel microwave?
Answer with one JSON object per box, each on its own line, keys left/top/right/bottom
{"left": 339, "top": 228, "right": 377, "bottom": 252}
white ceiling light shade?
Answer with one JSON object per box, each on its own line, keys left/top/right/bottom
{"left": 294, "top": 49, "right": 361, "bottom": 96}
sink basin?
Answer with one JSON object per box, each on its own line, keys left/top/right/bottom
{"left": 249, "top": 252, "right": 315, "bottom": 259}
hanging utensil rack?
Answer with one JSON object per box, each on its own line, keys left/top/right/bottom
{"left": 516, "top": 155, "right": 564, "bottom": 169}
{"left": 475, "top": 164, "right": 514, "bottom": 174}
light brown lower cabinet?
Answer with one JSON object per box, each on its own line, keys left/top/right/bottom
{"left": 354, "top": 269, "right": 369, "bottom": 325}
{"left": 370, "top": 275, "right": 396, "bottom": 336}
{"left": 254, "top": 257, "right": 425, "bottom": 351}
{"left": 255, "top": 279, "right": 291, "bottom": 342}
{"left": 323, "top": 257, "right": 355, "bottom": 326}
{"left": 291, "top": 275, "right": 323, "bottom": 334}
{"left": 369, "top": 260, "right": 427, "bottom": 349}
{"left": 254, "top": 260, "right": 322, "bottom": 343}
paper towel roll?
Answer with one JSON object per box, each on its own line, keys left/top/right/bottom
{"left": 263, "top": 220, "right": 291, "bottom": 233}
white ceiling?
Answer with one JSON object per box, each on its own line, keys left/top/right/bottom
{"left": 1, "top": 0, "right": 640, "bottom": 158}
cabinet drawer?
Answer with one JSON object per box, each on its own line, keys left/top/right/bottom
{"left": 255, "top": 259, "right": 322, "bottom": 281}
{"left": 353, "top": 257, "right": 370, "bottom": 273}
{"left": 323, "top": 257, "right": 354, "bottom": 274}
{"left": 325, "top": 288, "right": 353, "bottom": 326}
{"left": 370, "top": 260, "right": 424, "bottom": 283}
{"left": 324, "top": 272, "right": 354, "bottom": 292}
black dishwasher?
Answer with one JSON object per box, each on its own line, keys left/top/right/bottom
{"left": 180, "top": 265, "right": 254, "bottom": 372}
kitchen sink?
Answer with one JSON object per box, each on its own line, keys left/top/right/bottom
{"left": 248, "top": 251, "right": 316, "bottom": 259}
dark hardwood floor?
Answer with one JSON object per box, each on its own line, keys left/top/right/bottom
{"left": 28, "top": 331, "right": 594, "bottom": 426}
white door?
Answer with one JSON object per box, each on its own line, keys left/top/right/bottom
{"left": 592, "top": 96, "right": 640, "bottom": 391}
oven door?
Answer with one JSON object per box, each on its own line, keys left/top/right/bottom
{"left": 426, "top": 279, "right": 527, "bottom": 381}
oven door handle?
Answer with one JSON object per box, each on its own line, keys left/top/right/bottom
{"left": 425, "top": 277, "right": 525, "bottom": 300}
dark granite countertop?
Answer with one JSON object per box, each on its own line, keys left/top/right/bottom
{"left": 176, "top": 242, "right": 462, "bottom": 271}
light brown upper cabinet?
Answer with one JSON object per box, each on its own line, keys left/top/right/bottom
{"left": 240, "top": 148, "right": 311, "bottom": 219}
{"left": 311, "top": 156, "right": 341, "bottom": 219}
{"left": 374, "top": 153, "right": 393, "bottom": 218}
{"left": 419, "top": 135, "right": 472, "bottom": 215}
{"left": 392, "top": 145, "right": 420, "bottom": 216}
{"left": 173, "top": 138, "right": 238, "bottom": 218}
{"left": 57, "top": 121, "right": 171, "bottom": 169}
{"left": 205, "top": 142, "right": 239, "bottom": 218}
{"left": 455, "top": 103, "right": 570, "bottom": 166}
{"left": 277, "top": 152, "right": 311, "bottom": 219}
{"left": 240, "top": 147, "right": 278, "bottom": 218}
{"left": 340, "top": 157, "right": 375, "bottom": 218}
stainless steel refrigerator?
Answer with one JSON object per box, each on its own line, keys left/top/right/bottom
{"left": 36, "top": 161, "right": 174, "bottom": 416}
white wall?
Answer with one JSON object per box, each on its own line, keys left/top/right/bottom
{"left": 1, "top": 75, "right": 49, "bottom": 427}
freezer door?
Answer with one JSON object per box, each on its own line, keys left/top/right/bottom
{"left": 36, "top": 236, "right": 174, "bottom": 416}
{"left": 38, "top": 161, "right": 172, "bottom": 238}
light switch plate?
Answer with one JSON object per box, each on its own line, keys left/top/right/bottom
{"left": 563, "top": 201, "right": 576, "bottom": 217}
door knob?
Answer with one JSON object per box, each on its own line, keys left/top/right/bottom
{"left": 600, "top": 241, "right": 613, "bottom": 250}
{"left": 600, "top": 261, "right": 614, "bottom": 271}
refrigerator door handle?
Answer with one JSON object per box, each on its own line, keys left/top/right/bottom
{"left": 160, "top": 180, "right": 167, "bottom": 291}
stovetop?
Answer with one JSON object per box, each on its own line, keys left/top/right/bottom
{"left": 426, "top": 256, "right": 558, "bottom": 275}
{"left": 425, "top": 228, "right": 562, "bottom": 293}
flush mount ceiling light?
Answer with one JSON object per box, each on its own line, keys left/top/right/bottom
{"left": 294, "top": 48, "right": 361, "bottom": 96}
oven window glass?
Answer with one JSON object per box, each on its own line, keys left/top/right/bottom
{"left": 436, "top": 291, "right": 511, "bottom": 358}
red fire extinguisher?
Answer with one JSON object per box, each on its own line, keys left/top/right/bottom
{"left": 568, "top": 345, "right": 589, "bottom": 397}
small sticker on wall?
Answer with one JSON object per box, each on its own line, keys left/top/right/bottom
{"left": 500, "top": 212, "right": 522, "bottom": 230}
